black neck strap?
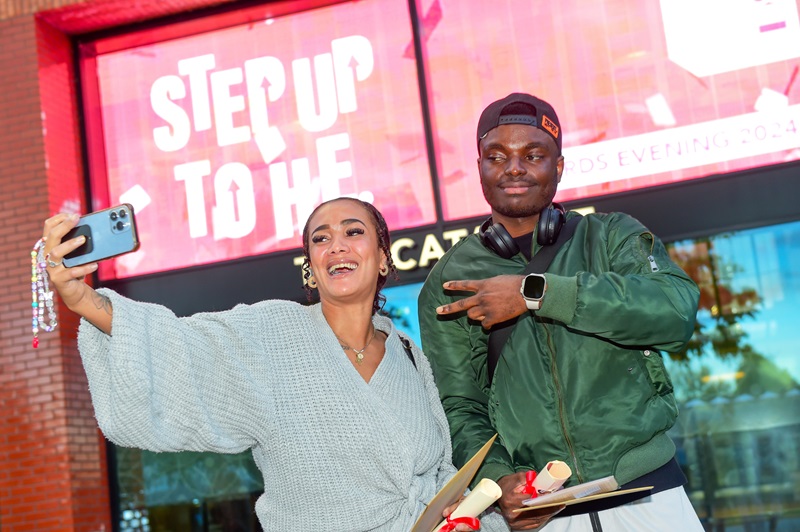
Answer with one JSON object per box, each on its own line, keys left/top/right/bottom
{"left": 486, "top": 215, "right": 582, "bottom": 386}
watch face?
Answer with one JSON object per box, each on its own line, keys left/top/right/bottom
{"left": 523, "top": 275, "right": 546, "bottom": 299}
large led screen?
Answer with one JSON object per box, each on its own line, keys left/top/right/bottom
{"left": 421, "top": 0, "right": 800, "bottom": 220}
{"left": 80, "top": 0, "right": 434, "bottom": 279}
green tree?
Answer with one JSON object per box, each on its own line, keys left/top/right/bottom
{"left": 668, "top": 237, "right": 759, "bottom": 362}
{"left": 667, "top": 236, "right": 797, "bottom": 398}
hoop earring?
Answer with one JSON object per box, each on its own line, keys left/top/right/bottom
{"left": 379, "top": 264, "right": 389, "bottom": 276}
{"left": 307, "top": 275, "right": 317, "bottom": 289}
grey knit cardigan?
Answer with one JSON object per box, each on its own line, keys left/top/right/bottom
{"left": 78, "top": 289, "right": 508, "bottom": 532}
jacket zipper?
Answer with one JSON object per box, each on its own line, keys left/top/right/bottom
{"left": 544, "top": 323, "right": 584, "bottom": 483}
{"left": 642, "top": 232, "right": 660, "bottom": 273}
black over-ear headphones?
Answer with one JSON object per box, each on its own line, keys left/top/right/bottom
{"left": 479, "top": 203, "right": 566, "bottom": 259}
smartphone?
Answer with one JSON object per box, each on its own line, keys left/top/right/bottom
{"left": 62, "top": 204, "right": 140, "bottom": 268}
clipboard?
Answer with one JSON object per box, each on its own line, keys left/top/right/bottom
{"left": 410, "top": 434, "right": 497, "bottom": 532}
{"left": 513, "top": 485, "right": 655, "bottom": 513}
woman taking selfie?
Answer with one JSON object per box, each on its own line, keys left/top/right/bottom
{"left": 39, "top": 197, "right": 507, "bottom": 532}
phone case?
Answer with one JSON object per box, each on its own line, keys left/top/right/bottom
{"left": 62, "top": 204, "right": 140, "bottom": 268}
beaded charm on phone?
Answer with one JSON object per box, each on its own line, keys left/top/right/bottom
{"left": 30, "top": 237, "right": 58, "bottom": 348}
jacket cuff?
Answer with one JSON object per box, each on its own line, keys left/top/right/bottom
{"left": 538, "top": 274, "right": 577, "bottom": 325}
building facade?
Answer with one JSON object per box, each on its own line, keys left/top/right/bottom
{"left": 2, "top": 1, "right": 799, "bottom": 530}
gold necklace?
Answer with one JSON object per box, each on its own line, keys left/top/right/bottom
{"left": 336, "top": 325, "right": 376, "bottom": 365}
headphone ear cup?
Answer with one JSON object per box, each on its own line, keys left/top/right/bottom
{"left": 480, "top": 219, "right": 519, "bottom": 259}
{"left": 537, "top": 204, "right": 566, "bottom": 246}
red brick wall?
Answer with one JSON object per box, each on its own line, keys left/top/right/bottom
{"left": 0, "top": 0, "right": 235, "bottom": 529}
{"left": 0, "top": 6, "right": 109, "bottom": 530}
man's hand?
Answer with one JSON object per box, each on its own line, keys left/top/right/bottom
{"left": 436, "top": 275, "right": 528, "bottom": 328}
{"left": 496, "top": 472, "right": 563, "bottom": 530}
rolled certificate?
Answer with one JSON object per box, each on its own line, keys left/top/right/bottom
{"left": 531, "top": 460, "right": 572, "bottom": 494}
{"left": 434, "top": 478, "right": 502, "bottom": 531}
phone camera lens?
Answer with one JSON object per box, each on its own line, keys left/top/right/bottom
{"left": 110, "top": 211, "right": 118, "bottom": 220}
{"left": 116, "top": 221, "right": 125, "bottom": 231}
{"left": 119, "top": 210, "right": 127, "bottom": 218}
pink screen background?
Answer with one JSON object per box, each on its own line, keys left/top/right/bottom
{"left": 88, "top": 0, "right": 433, "bottom": 278}
{"left": 84, "top": 0, "right": 800, "bottom": 278}
{"left": 423, "top": 0, "right": 800, "bottom": 220}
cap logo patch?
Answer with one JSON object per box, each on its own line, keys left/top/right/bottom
{"left": 541, "top": 114, "right": 559, "bottom": 139}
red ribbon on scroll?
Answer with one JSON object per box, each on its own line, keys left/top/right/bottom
{"left": 439, "top": 515, "right": 480, "bottom": 531}
{"left": 523, "top": 470, "right": 538, "bottom": 497}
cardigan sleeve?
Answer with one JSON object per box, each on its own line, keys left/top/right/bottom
{"left": 78, "top": 288, "right": 269, "bottom": 453}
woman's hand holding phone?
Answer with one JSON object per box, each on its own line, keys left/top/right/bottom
{"left": 41, "top": 213, "right": 113, "bottom": 334}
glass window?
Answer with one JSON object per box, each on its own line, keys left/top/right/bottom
{"left": 382, "top": 281, "right": 425, "bottom": 347}
{"left": 116, "top": 447, "right": 263, "bottom": 531}
{"left": 665, "top": 220, "right": 800, "bottom": 529}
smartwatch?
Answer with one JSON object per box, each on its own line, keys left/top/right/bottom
{"left": 520, "top": 273, "right": 547, "bottom": 310}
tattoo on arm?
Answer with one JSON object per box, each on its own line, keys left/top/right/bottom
{"left": 91, "top": 292, "right": 113, "bottom": 315}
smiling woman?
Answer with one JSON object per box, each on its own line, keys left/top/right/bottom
{"left": 37, "top": 198, "right": 509, "bottom": 532}
{"left": 301, "top": 198, "right": 395, "bottom": 379}
{"left": 303, "top": 199, "right": 393, "bottom": 310}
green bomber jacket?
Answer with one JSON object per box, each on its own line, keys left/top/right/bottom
{"left": 418, "top": 210, "right": 700, "bottom": 488}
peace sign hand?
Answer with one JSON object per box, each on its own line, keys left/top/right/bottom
{"left": 435, "top": 275, "right": 528, "bottom": 329}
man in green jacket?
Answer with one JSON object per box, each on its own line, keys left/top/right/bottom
{"left": 418, "top": 93, "right": 703, "bottom": 531}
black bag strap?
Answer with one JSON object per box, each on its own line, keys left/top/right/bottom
{"left": 487, "top": 215, "right": 582, "bottom": 385}
{"left": 398, "top": 333, "right": 417, "bottom": 369}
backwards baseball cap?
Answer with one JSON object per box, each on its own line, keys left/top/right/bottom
{"left": 476, "top": 93, "right": 562, "bottom": 152}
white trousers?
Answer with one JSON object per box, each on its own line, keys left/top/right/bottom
{"left": 540, "top": 486, "right": 703, "bottom": 531}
